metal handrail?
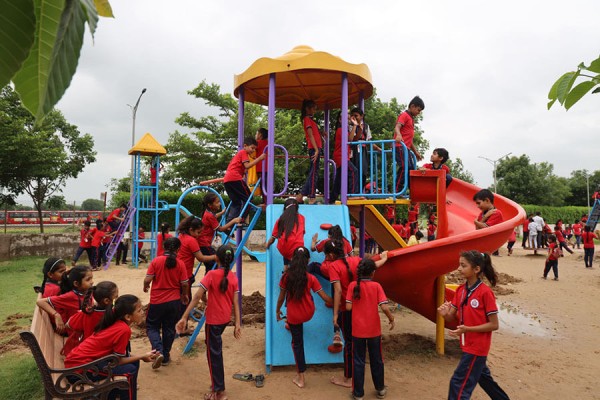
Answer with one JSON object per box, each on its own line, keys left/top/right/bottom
{"left": 261, "top": 144, "right": 289, "bottom": 197}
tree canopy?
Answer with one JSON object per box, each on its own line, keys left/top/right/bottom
{"left": 548, "top": 55, "right": 600, "bottom": 110}
{"left": 0, "top": 85, "right": 97, "bottom": 231}
{"left": 81, "top": 198, "right": 104, "bottom": 211}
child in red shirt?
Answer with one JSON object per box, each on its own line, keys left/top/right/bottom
{"left": 63, "top": 281, "right": 118, "bottom": 356}
{"left": 330, "top": 112, "right": 359, "bottom": 203}
{"left": 39, "top": 257, "right": 67, "bottom": 298}
{"left": 177, "top": 245, "right": 241, "bottom": 400}
{"left": 276, "top": 247, "right": 332, "bottom": 389}
{"left": 554, "top": 224, "right": 573, "bottom": 255}
{"left": 299, "top": 99, "right": 324, "bottom": 203}
{"left": 420, "top": 147, "right": 453, "bottom": 187}
{"left": 473, "top": 189, "right": 504, "bottom": 256}
{"left": 65, "top": 295, "right": 161, "bottom": 400}
{"left": 311, "top": 224, "right": 353, "bottom": 256}
{"left": 223, "top": 137, "right": 265, "bottom": 224}
{"left": 573, "top": 219, "right": 583, "bottom": 249}
{"left": 393, "top": 96, "right": 425, "bottom": 193}
{"left": 438, "top": 251, "right": 509, "bottom": 400}
{"left": 346, "top": 258, "right": 395, "bottom": 399}
{"left": 582, "top": 226, "right": 599, "bottom": 268}
{"left": 156, "top": 222, "right": 172, "bottom": 257}
{"left": 36, "top": 265, "right": 94, "bottom": 334}
{"left": 72, "top": 220, "right": 94, "bottom": 267}
{"left": 106, "top": 203, "right": 126, "bottom": 231}
{"left": 137, "top": 227, "right": 148, "bottom": 263}
{"left": 427, "top": 221, "right": 437, "bottom": 241}
{"left": 543, "top": 235, "right": 561, "bottom": 280}
{"left": 198, "top": 193, "right": 241, "bottom": 274}
{"left": 266, "top": 198, "right": 306, "bottom": 266}
{"left": 255, "top": 128, "right": 269, "bottom": 205}
{"left": 507, "top": 227, "right": 517, "bottom": 256}
{"left": 144, "top": 237, "right": 189, "bottom": 365}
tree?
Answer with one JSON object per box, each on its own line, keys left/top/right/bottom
{"left": 446, "top": 158, "right": 475, "bottom": 184}
{"left": 495, "top": 155, "right": 570, "bottom": 206}
{"left": 81, "top": 198, "right": 104, "bottom": 211}
{"left": 45, "top": 195, "right": 68, "bottom": 210}
{"left": 548, "top": 55, "right": 600, "bottom": 110}
{"left": 0, "top": 86, "right": 97, "bottom": 232}
{"left": 0, "top": 0, "right": 113, "bottom": 121}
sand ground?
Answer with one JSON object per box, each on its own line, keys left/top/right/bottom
{"left": 89, "top": 244, "right": 600, "bottom": 400}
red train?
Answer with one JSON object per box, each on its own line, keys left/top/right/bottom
{"left": 0, "top": 210, "right": 103, "bottom": 225}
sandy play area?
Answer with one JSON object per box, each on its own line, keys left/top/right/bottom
{"left": 89, "top": 244, "right": 600, "bottom": 400}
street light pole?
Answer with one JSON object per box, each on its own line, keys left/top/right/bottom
{"left": 586, "top": 172, "right": 590, "bottom": 214}
{"left": 479, "top": 152, "right": 512, "bottom": 193}
{"left": 127, "top": 88, "right": 147, "bottom": 240}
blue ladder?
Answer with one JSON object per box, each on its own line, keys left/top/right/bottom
{"left": 103, "top": 194, "right": 136, "bottom": 269}
{"left": 586, "top": 199, "right": 600, "bottom": 230}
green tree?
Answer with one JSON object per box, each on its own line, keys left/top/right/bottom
{"left": 446, "top": 158, "right": 474, "bottom": 184}
{"left": 45, "top": 195, "right": 67, "bottom": 210}
{"left": 565, "top": 169, "right": 600, "bottom": 207}
{"left": 548, "top": 55, "right": 600, "bottom": 110}
{"left": 495, "top": 155, "right": 570, "bottom": 206}
{"left": 0, "top": 86, "right": 97, "bottom": 232}
{"left": 0, "top": 0, "right": 113, "bottom": 120}
{"left": 81, "top": 198, "right": 104, "bottom": 211}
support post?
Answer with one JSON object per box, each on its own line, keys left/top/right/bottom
{"left": 267, "top": 75, "right": 276, "bottom": 205}
{"left": 341, "top": 73, "right": 349, "bottom": 204}
{"left": 323, "top": 106, "right": 330, "bottom": 204}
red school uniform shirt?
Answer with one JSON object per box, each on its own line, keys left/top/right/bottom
{"left": 223, "top": 149, "right": 250, "bottom": 183}
{"left": 42, "top": 281, "right": 61, "bottom": 298}
{"left": 547, "top": 242, "right": 560, "bottom": 260}
{"left": 279, "top": 272, "right": 322, "bottom": 325}
{"left": 156, "top": 232, "right": 173, "bottom": 257}
{"left": 47, "top": 290, "right": 85, "bottom": 324}
{"left": 346, "top": 279, "right": 388, "bottom": 338}
{"left": 408, "top": 209, "right": 418, "bottom": 223}
{"left": 315, "top": 237, "right": 353, "bottom": 256}
{"left": 422, "top": 163, "right": 451, "bottom": 174}
{"left": 303, "top": 116, "right": 322, "bottom": 150}
{"left": 198, "top": 210, "right": 219, "bottom": 247}
{"left": 137, "top": 231, "right": 145, "bottom": 250}
{"left": 555, "top": 230, "right": 566, "bottom": 243}
{"left": 332, "top": 127, "right": 350, "bottom": 167}
{"left": 427, "top": 223, "right": 437, "bottom": 236}
{"left": 450, "top": 280, "right": 498, "bottom": 356}
{"left": 62, "top": 309, "right": 106, "bottom": 356}
{"left": 392, "top": 223, "right": 404, "bottom": 237}
{"left": 350, "top": 225, "right": 357, "bottom": 242}
{"left": 147, "top": 256, "right": 188, "bottom": 304}
{"left": 271, "top": 214, "right": 306, "bottom": 260}
{"left": 106, "top": 208, "right": 121, "bottom": 223}
{"left": 385, "top": 205, "right": 395, "bottom": 221}
{"left": 582, "top": 231, "right": 597, "bottom": 249}
{"left": 64, "top": 320, "right": 130, "bottom": 368}
{"left": 394, "top": 111, "right": 415, "bottom": 149}
{"left": 102, "top": 226, "right": 113, "bottom": 245}
{"left": 329, "top": 256, "right": 361, "bottom": 300}
{"left": 477, "top": 208, "right": 504, "bottom": 227}
{"left": 91, "top": 229, "right": 106, "bottom": 247}
{"left": 79, "top": 228, "right": 92, "bottom": 248}
{"left": 199, "top": 268, "right": 239, "bottom": 325}
{"left": 508, "top": 229, "right": 517, "bottom": 242}
{"left": 176, "top": 233, "right": 201, "bottom": 277}
{"left": 255, "top": 139, "right": 268, "bottom": 173}
{"left": 573, "top": 223, "right": 582, "bottom": 236}
{"left": 522, "top": 219, "right": 529, "bottom": 233}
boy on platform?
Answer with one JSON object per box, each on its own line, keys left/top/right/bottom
{"left": 420, "top": 147, "right": 453, "bottom": 187}
{"left": 393, "top": 96, "right": 425, "bottom": 193}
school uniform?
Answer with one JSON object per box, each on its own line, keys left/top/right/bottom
{"left": 544, "top": 243, "right": 560, "bottom": 279}
{"left": 200, "top": 268, "right": 239, "bottom": 393}
{"left": 521, "top": 219, "right": 529, "bottom": 247}
{"left": 176, "top": 233, "right": 201, "bottom": 281}
{"left": 315, "top": 237, "right": 353, "bottom": 256}
{"left": 146, "top": 256, "right": 188, "bottom": 362}
{"left": 422, "top": 162, "right": 453, "bottom": 187}
{"left": 331, "top": 126, "right": 358, "bottom": 202}
{"left": 41, "top": 281, "right": 61, "bottom": 298}
{"left": 301, "top": 115, "right": 323, "bottom": 198}
{"left": 63, "top": 309, "right": 105, "bottom": 356}
{"left": 271, "top": 214, "right": 306, "bottom": 264}
{"left": 476, "top": 209, "right": 504, "bottom": 228}
{"left": 65, "top": 320, "right": 138, "bottom": 400}
{"left": 73, "top": 227, "right": 94, "bottom": 266}
{"left": 156, "top": 233, "right": 173, "bottom": 257}
{"left": 346, "top": 279, "right": 388, "bottom": 398}
{"left": 91, "top": 229, "right": 107, "bottom": 268}
{"left": 573, "top": 223, "right": 583, "bottom": 248}
{"left": 279, "top": 273, "right": 322, "bottom": 373}
{"left": 223, "top": 149, "right": 251, "bottom": 223}
{"left": 394, "top": 111, "right": 417, "bottom": 192}
{"left": 428, "top": 222, "right": 437, "bottom": 241}
{"left": 329, "top": 256, "right": 361, "bottom": 379}
{"left": 198, "top": 210, "right": 220, "bottom": 273}
{"left": 106, "top": 208, "right": 122, "bottom": 231}
{"left": 47, "top": 290, "right": 85, "bottom": 326}
{"left": 582, "top": 231, "right": 598, "bottom": 268}
{"left": 554, "top": 230, "right": 573, "bottom": 254}
{"left": 449, "top": 280, "right": 509, "bottom": 400}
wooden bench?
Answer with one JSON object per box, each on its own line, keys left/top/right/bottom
{"left": 21, "top": 298, "right": 129, "bottom": 399}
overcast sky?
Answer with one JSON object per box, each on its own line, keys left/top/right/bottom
{"left": 17, "top": 0, "right": 600, "bottom": 206}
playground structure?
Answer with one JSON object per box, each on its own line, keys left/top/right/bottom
{"left": 108, "top": 45, "right": 526, "bottom": 367}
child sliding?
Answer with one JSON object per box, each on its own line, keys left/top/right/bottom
{"left": 276, "top": 247, "right": 332, "bottom": 388}
{"left": 437, "top": 251, "right": 510, "bottom": 400}
{"left": 177, "top": 244, "right": 241, "bottom": 400}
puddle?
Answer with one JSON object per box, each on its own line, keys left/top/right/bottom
{"left": 498, "top": 304, "right": 550, "bottom": 337}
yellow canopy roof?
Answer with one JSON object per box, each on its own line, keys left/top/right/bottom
{"left": 128, "top": 133, "right": 167, "bottom": 156}
{"left": 234, "top": 45, "right": 373, "bottom": 109}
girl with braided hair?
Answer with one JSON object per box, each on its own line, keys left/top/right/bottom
{"left": 346, "top": 258, "right": 395, "bottom": 399}
{"left": 266, "top": 197, "right": 306, "bottom": 267}
{"left": 144, "top": 237, "right": 189, "bottom": 367}
{"left": 39, "top": 257, "right": 67, "bottom": 297}
{"left": 276, "top": 247, "right": 332, "bottom": 388}
{"left": 177, "top": 244, "right": 241, "bottom": 400}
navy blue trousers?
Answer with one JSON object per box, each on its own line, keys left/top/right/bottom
{"left": 301, "top": 148, "right": 323, "bottom": 198}
{"left": 289, "top": 323, "right": 306, "bottom": 373}
{"left": 584, "top": 248, "right": 595, "bottom": 267}
{"left": 448, "top": 352, "right": 509, "bottom": 400}
{"left": 337, "top": 310, "right": 353, "bottom": 378}
{"left": 543, "top": 259, "right": 558, "bottom": 279}
{"left": 352, "top": 336, "right": 384, "bottom": 398}
{"left": 206, "top": 323, "right": 228, "bottom": 392}
{"left": 146, "top": 299, "right": 180, "bottom": 362}
{"left": 73, "top": 246, "right": 95, "bottom": 266}
{"left": 224, "top": 180, "right": 250, "bottom": 223}
{"left": 395, "top": 147, "right": 415, "bottom": 193}
{"left": 200, "top": 246, "right": 216, "bottom": 275}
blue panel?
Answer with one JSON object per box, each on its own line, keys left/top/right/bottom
{"left": 265, "top": 204, "right": 352, "bottom": 368}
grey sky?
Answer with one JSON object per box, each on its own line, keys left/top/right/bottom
{"left": 17, "top": 0, "right": 600, "bottom": 206}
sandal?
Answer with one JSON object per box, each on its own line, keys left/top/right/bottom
{"left": 255, "top": 374, "right": 265, "bottom": 388}
{"left": 332, "top": 333, "right": 343, "bottom": 347}
{"left": 233, "top": 373, "right": 253, "bottom": 382}
{"left": 152, "top": 353, "right": 164, "bottom": 369}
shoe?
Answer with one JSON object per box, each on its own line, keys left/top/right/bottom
{"left": 351, "top": 393, "right": 364, "bottom": 400}
{"left": 152, "top": 353, "right": 164, "bottom": 369}
{"left": 116, "top": 262, "right": 120, "bottom": 265}
{"left": 542, "top": 276, "right": 547, "bottom": 280}
{"left": 332, "top": 333, "right": 343, "bottom": 347}
{"left": 553, "top": 277, "right": 559, "bottom": 281}
{"left": 162, "top": 359, "right": 170, "bottom": 366}
{"left": 376, "top": 387, "right": 388, "bottom": 399}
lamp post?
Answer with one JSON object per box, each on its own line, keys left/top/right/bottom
{"left": 479, "top": 152, "right": 512, "bottom": 193}
{"left": 586, "top": 172, "right": 590, "bottom": 214}
{"left": 127, "top": 88, "right": 147, "bottom": 237}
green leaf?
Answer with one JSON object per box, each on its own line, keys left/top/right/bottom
{"left": 592, "top": 87, "right": 600, "bottom": 94}
{"left": 93, "top": 0, "right": 113, "bottom": 17}
{"left": 555, "top": 71, "right": 578, "bottom": 105}
{"left": 80, "top": 0, "right": 98, "bottom": 39}
{"left": 547, "top": 98, "right": 557, "bottom": 110}
{"left": 587, "top": 56, "right": 600, "bottom": 73}
{"left": 0, "top": 0, "right": 36, "bottom": 88}
{"left": 564, "top": 81, "right": 597, "bottom": 110}
{"left": 13, "top": 0, "right": 87, "bottom": 120}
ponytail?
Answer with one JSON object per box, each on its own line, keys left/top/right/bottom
{"left": 277, "top": 198, "right": 299, "bottom": 238}
{"left": 325, "top": 240, "right": 351, "bottom": 280}
{"left": 353, "top": 259, "right": 376, "bottom": 300}
{"left": 216, "top": 245, "right": 235, "bottom": 292}
{"left": 460, "top": 250, "right": 498, "bottom": 287}
{"left": 87, "top": 281, "right": 118, "bottom": 313}
{"left": 286, "top": 247, "right": 310, "bottom": 301}
{"left": 177, "top": 215, "right": 203, "bottom": 235}
{"left": 160, "top": 222, "right": 170, "bottom": 242}
{"left": 96, "top": 294, "right": 139, "bottom": 333}
{"left": 60, "top": 265, "right": 91, "bottom": 294}
{"left": 163, "top": 237, "right": 181, "bottom": 269}
{"left": 82, "top": 286, "right": 96, "bottom": 314}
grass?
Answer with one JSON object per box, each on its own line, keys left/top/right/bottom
{"left": 0, "top": 225, "right": 78, "bottom": 234}
{"left": 0, "top": 352, "right": 44, "bottom": 399}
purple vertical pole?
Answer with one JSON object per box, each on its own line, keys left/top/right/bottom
{"left": 236, "top": 86, "right": 245, "bottom": 316}
{"left": 341, "top": 73, "right": 349, "bottom": 204}
{"left": 323, "top": 106, "right": 330, "bottom": 204}
{"left": 359, "top": 90, "right": 365, "bottom": 113}
{"left": 359, "top": 205, "right": 365, "bottom": 257}
{"left": 267, "top": 73, "right": 276, "bottom": 205}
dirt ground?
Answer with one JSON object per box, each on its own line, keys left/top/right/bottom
{"left": 86, "top": 244, "right": 600, "bottom": 400}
